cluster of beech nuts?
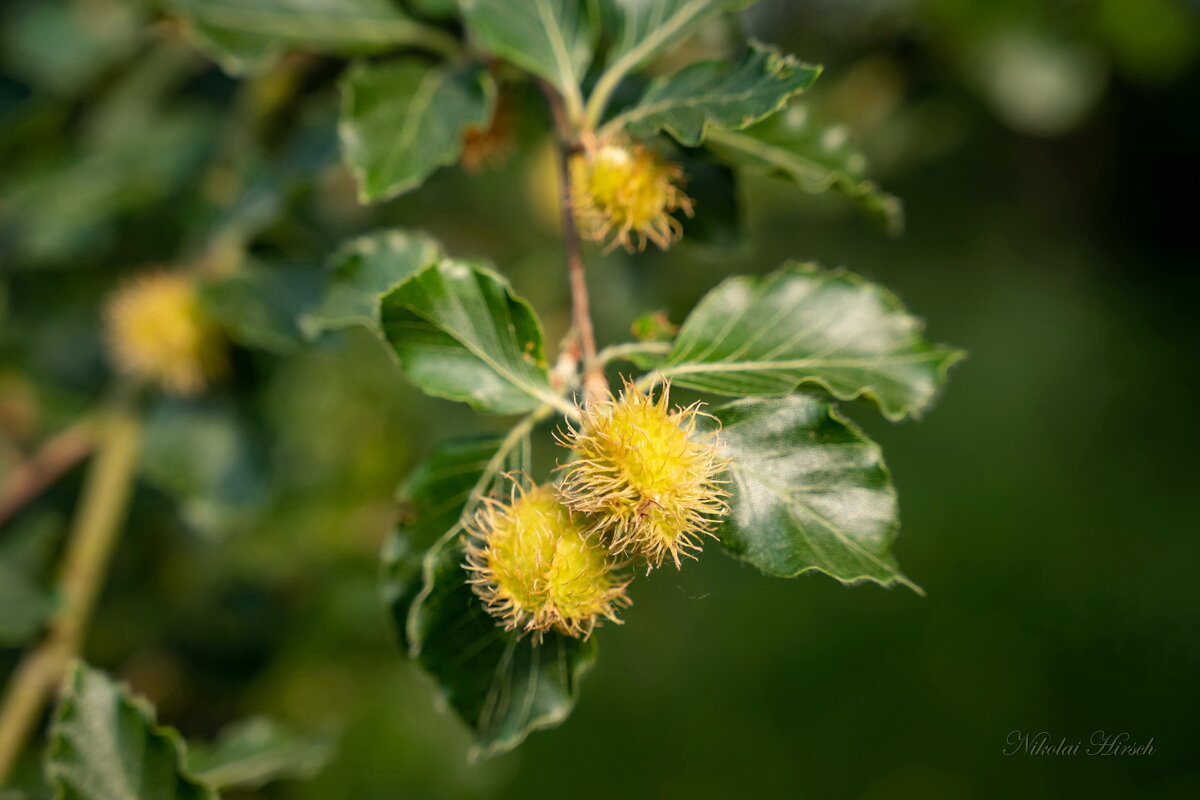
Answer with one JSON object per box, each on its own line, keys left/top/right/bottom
{"left": 465, "top": 383, "right": 728, "bottom": 643}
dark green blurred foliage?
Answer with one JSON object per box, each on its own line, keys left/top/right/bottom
{"left": 2, "top": 0, "right": 1198, "bottom": 797}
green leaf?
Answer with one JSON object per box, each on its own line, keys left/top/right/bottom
{"left": 188, "top": 718, "right": 336, "bottom": 790}
{"left": 202, "top": 261, "right": 323, "bottom": 355}
{"left": 412, "top": 535, "right": 596, "bottom": 758}
{"left": 704, "top": 102, "right": 904, "bottom": 234}
{"left": 660, "top": 263, "right": 963, "bottom": 420}
{"left": 380, "top": 260, "right": 558, "bottom": 415}
{"left": 383, "top": 435, "right": 510, "bottom": 652}
{"left": 404, "top": 0, "right": 460, "bottom": 20}
{"left": 2, "top": 106, "right": 214, "bottom": 266}
{"left": 388, "top": 433, "right": 595, "bottom": 757}
{"left": 381, "top": 429, "right": 592, "bottom": 753}
{"left": 301, "top": 230, "right": 445, "bottom": 338}
{"left": 0, "top": 563, "right": 52, "bottom": 646}
{"left": 339, "top": 60, "right": 495, "bottom": 203}
{"left": 171, "top": 0, "right": 455, "bottom": 75}
{"left": 0, "top": 515, "right": 59, "bottom": 646}
{"left": 46, "top": 663, "right": 217, "bottom": 800}
{"left": 607, "top": 43, "right": 820, "bottom": 145}
{"left": 1, "top": 1, "right": 144, "bottom": 97}
{"left": 139, "top": 401, "right": 265, "bottom": 539}
{"left": 706, "top": 395, "right": 919, "bottom": 591}
{"left": 460, "top": 0, "right": 596, "bottom": 112}
{"left": 603, "top": 0, "right": 757, "bottom": 72}
{"left": 588, "top": 0, "right": 757, "bottom": 121}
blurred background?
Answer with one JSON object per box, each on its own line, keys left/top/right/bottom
{"left": 2, "top": 0, "right": 1198, "bottom": 797}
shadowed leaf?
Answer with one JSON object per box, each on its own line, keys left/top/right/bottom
{"left": 387, "top": 434, "right": 596, "bottom": 758}
{"left": 705, "top": 102, "right": 904, "bottom": 233}
{"left": 172, "top": 0, "right": 449, "bottom": 74}
{"left": 188, "top": 718, "right": 336, "bottom": 790}
{"left": 340, "top": 60, "right": 495, "bottom": 203}
{"left": 302, "top": 230, "right": 445, "bottom": 338}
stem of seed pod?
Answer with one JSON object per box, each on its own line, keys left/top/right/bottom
{"left": 538, "top": 80, "right": 608, "bottom": 405}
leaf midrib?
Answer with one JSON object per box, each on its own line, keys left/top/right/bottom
{"left": 663, "top": 350, "right": 949, "bottom": 376}
{"left": 705, "top": 126, "right": 840, "bottom": 188}
{"left": 730, "top": 463, "right": 901, "bottom": 580}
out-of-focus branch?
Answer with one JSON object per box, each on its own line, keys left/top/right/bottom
{"left": 0, "top": 388, "right": 141, "bottom": 783}
{"left": 0, "top": 418, "right": 98, "bottom": 529}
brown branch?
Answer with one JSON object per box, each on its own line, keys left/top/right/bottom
{"left": 538, "top": 80, "right": 608, "bottom": 404}
{"left": 0, "top": 418, "right": 98, "bottom": 529}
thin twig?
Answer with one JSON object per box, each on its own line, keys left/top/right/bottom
{"left": 538, "top": 80, "right": 608, "bottom": 404}
{"left": 0, "top": 387, "right": 142, "bottom": 783}
{"left": 0, "top": 418, "right": 98, "bottom": 529}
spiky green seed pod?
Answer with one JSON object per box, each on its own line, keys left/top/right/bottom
{"left": 557, "top": 383, "right": 729, "bottom": 570}
{"left": 570, "top": 138, "right": 694, "bottom": 252}
{"left": 464, "top": 484, "right": 630, "bottom": 642}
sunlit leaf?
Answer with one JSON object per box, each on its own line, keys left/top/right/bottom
{"left": 704, "top": 395, "right": 919, "bottom": 591}
{"left": 380, "top": 260, "right": 557, "bottom": 415}
{"left": 661, "top": 263, "right": 963, "bottom": 420}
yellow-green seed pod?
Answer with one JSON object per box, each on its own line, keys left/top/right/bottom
{"left": 104, "top": 271, "right": 226, "bottom": 395}
{"left": 557, "top": 382, "right": 728, "bottom": 570}
{"left": 570, "top": 138, "right": 693, "bottom": 252}
{"left": 464, "top": 484, "right": 630, "bottom": 642}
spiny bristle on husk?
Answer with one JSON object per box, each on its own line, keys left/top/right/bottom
{"left": 557, "top": 382, "right": 729, "bottom": 571}
{"left": 104, "top": 271, "right": 226, "bottom": 395}
{"left": 569, "top": 138, "right": 694, "bottom": 253}
{"left": 464, "top": 483, "right": 630, "bottom": 643}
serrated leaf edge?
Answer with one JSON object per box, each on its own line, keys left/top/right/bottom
{"left": 662, "top": 262, "right": 965, "bottom": 421}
